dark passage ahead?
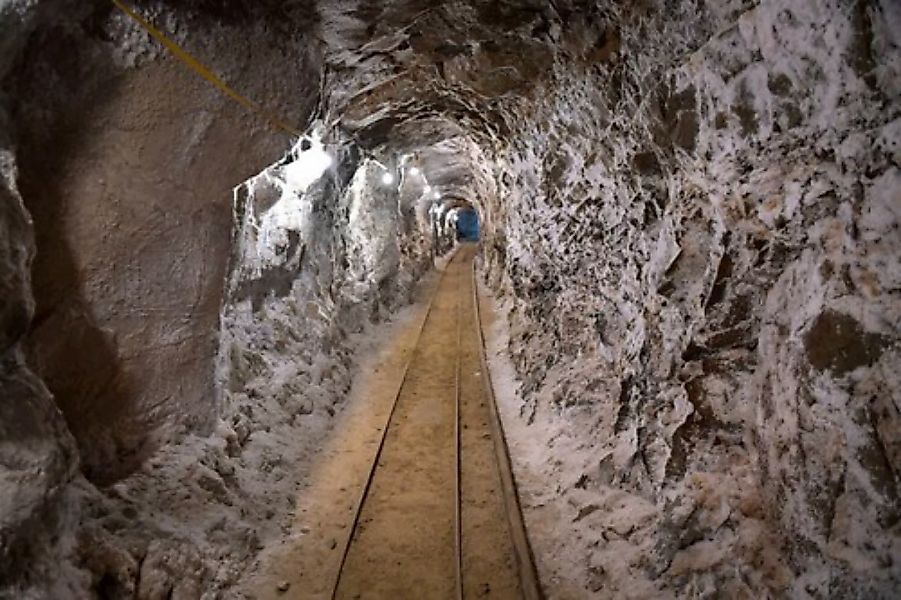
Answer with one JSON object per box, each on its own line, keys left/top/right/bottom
{"left": 456, "top": 208, "right": 479, "bottom": 241}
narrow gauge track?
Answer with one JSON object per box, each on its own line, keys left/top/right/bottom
{"left": 330, "top": 244, "right": 542, "bottom": 599}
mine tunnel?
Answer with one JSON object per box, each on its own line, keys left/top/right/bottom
{"left": 453, "top": 205, "right": 480, "bottom": 242}
{"left": 0, "top": 0, "right": 899, "bottom": 598}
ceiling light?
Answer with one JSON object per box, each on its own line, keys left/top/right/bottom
{"left": 409, "top": 167, "right": 420, "bottom": 176}
{"left": 381, "top": 171, "right": 395, "bottom": 185}
{"left": 282, "top": 135, "right": 332, "bottom": 192}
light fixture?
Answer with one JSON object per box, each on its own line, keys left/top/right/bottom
{"left": 424, "top": 185, "right": 432, "bottom": 193}
{"left": 282, "top": 134, "right": 332, "bottom": 193}
{"left": 381, "top": 171, "right": 395, "bottom": 185}
{"left": 409, "top": 166, "right": 420, "bottom": 176}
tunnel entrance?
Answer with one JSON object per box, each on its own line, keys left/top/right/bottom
{"left": 455, "top": 207, "right": 480, "bottom": 242}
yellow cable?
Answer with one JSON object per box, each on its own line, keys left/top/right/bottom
{"left": 110, "top": 0, "right": 303, "bottom": 137}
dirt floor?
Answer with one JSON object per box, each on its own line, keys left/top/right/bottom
{"left": 477, "top": 282, "right": 591, "bottom": 600}
{"left": 458, "top": 249, "right": 520, "bottom": 600}
{"left": 243, "top": 246, "right": 522, "bottom": 599}
{"left": 239, "top": 264, "right": 440, "bottom": 599}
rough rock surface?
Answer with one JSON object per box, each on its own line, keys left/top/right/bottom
{"left": 1, "top": 4, "right": 80, "bottom": 592}
{"left": 6, "top": 0, "right": 319, "bottom": 484}
{"left": 479, "top": 1, "right": 901, "bottom": 596}
{"left": 0, "top": 0, "right": 898, "bottom": 597}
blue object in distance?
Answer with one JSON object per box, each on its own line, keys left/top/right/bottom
{"left": 456, "top": 208, "right": 479, "bottom": 241}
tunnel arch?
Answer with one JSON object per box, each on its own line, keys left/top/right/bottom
{"left": 0, "top": 0, "right": 898, "bottom": 597}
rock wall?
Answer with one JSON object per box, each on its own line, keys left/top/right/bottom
{"left": 0, "top": 2, "right": 80, "bottom": 591}
{"left": 218, "top": 136, "right": 437, "bottom": 441}
{"left": 0, "top": 1, "right": 332, "bottom": 594}
{"left": 0, "top": 127, "right": 81, "bottom": 596}
{"left": 482, "top": 0, "right": 900, "bottom": 596}
{"left": 4, "top": 0, "right": 320, "bottom": 484}
{"left": 2, "top": 0, "right": 449, "bottom": 593}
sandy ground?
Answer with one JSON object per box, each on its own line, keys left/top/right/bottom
{"left": 337, "top": 245, "right": 519, "bottom": 599}
{"left": 477, "top": 280, "right": 586, "bottom": 599}
{"left": 244, "top": 246, "right": 521, "bottom": 599}
{"left": 239, "top": 266, "right": 442, "bottom": 599}
{"left": 334, "top": 249, "right": 463, "bottom": 599}
{"left": 458, "top": 250, "right": 520, "bottom": 599}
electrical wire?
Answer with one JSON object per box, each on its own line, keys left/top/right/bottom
{"left": 110, "top": 0, "right": 303, "bottom": 137}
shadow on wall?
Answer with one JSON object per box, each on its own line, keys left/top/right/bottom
{"left": 7, "top": 12, "right": 311, "bottom": 484}
{"left": 14, "top": 54, "right": 142, "bottom": 486}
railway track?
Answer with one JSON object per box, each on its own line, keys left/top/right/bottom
{"left": 330, "top": 244, "right": 542, "bottom": 599}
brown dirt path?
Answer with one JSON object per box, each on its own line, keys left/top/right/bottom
{"left": 335, "top": 244, "right": 520, "bottom": 599}
{"left": 240, "top": 269, "right": 443, "bottom": 600}
{"left": 334, "top": 249, "right": 464, "bottom": 598}
{"left": 245, "top": 246, "right": 523, "bottom": 599}
{"left": 458, "top": 246, "right": 521, "bottom": 600}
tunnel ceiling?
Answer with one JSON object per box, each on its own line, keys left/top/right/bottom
{"left": 312, "top": 0, "right": 611, "bottom": 194}
{"left": 130, "top": 0, "right": 614, "bottom": 207}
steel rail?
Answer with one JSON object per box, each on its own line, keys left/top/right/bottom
{"left": 329, "top": 251, "right": 458, "bottom": 600}
{"left": 110, "top": 0, "right": 303, "bottom": 137}
{"left": 470, "top": 254, "right": 546, "bottom": 600}
{"left": 453, "top": 256, "right": 464, "bottom": 600}
{"left": 330, "top": 247, "right": 535, "bottom": 599}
